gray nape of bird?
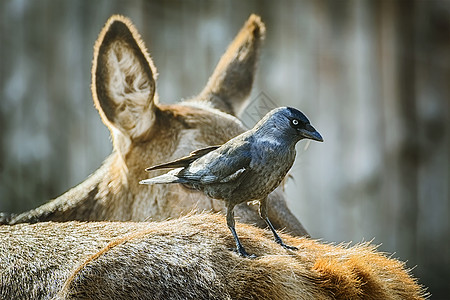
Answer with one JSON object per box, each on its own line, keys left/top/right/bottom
{"left": 140, "top": 107, "right": 323, "bottom": 257}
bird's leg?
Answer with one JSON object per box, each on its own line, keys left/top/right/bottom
{"left": 259, "top": 199, "right": 298, "bottom": 251}
{"left": 265, "top": 217, "right": 298, "bottom": 250}
{"left": 226, "top": 204, "right": 256, "bottom": 258}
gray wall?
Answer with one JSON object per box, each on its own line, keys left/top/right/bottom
{"left": 1, "top": 0, "right": 449, "bottom": 297}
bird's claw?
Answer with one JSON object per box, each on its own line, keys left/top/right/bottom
{"left": 280, "top": 243, "right": 298, "bottom": 251}
{"left": 274, "top": 238, "right": 298, "bottom": 251}
{"left": 230, "top": 247, "right": 257, "bottom": 259}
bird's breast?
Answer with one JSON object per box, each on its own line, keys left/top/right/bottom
{"left": 231, "top": 147, "right": 295, "bottom": 202}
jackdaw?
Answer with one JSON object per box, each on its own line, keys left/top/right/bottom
{"left": 140, "top": 107, "right": 323, "bottom": 257}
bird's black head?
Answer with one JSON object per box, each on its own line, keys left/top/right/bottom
{"left": 254, "top": 106, "right": 323, "bottom": 143}
{"left": 253, "top": 106, "right": 323, "bottom": 143}
{"left": 284, "top": 107, "right": 323, "bottom": 142}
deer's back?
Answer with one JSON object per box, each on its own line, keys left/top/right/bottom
{"left": 0, "top": 214, "right": 426, "bottom": 300}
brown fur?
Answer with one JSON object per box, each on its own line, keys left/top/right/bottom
{"left": 0, "top": 214, "right": 426, "bottom": 299}
{"left": 5, "top": 14, "right": 307, "bottom": 237}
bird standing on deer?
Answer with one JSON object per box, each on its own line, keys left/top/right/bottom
{"left": 140, "top": 107, "right": 323, "bottom": 257}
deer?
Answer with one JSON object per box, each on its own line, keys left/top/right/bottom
{"left": 0, "top": 15, "right": 427, "bottom": 299}
{"left": 1, "top": 14, "right": 308, "bottom": 237}
{"left": 0, "top": 214, "right": 426, "bottom": 299}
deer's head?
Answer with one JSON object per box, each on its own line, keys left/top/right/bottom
{"left": 92, "top": 15, "right": 265, "bottom": 220}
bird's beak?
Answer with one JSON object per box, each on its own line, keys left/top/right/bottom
{"left": 299, "top": 124, "right": 323, "bottom": 142}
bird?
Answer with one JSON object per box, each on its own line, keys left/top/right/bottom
{"left": 140, "top": 107, "right": 323, "bottom": 257}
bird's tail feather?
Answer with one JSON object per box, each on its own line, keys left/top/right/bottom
{"left": 140, "top": 173, "right": 185, "bottom": 185}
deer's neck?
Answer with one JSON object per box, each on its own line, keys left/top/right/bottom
{"left": 9, "top": 153, "right": 133, "bottom": 224}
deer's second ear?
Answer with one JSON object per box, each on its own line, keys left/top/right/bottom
{"left": 196, "top": 14, "right": 265, "bottom": 117}
{"left": 92, "top": 15, "right": 157, "bottom": 140}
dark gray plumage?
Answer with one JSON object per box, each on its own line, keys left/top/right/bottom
{"left": 140, "top": 107, "right": 323, "bottom": 257}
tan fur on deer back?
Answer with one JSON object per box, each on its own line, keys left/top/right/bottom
{"left": 0, "top": 214, "right": 425, "bottom": 300}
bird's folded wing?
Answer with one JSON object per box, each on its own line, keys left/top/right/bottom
{"left": 145, "top": 145, "right": 221, "bottom": 171}
{"left": 180, "top": 142, "right": 252, "bottom": 184}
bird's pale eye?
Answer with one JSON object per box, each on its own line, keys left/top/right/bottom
{"left": 291, "top": 119, "right": 300, "bottom": 128}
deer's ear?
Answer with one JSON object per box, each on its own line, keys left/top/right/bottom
{"left": 195, "top": 14, "right": 265, "bottom": 117}
{"left": 92, "top": 15, "right": 157, "bottom": 142}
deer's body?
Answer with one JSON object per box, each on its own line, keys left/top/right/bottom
{"left": 0, "top": 214, "right": 425, "bottom": 300}
{"left": 4, "top": 15, "right": 308, "bottom": 236}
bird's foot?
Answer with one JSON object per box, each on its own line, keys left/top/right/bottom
{"left": 280, "top": 243, "right": 298, "bottom": 251}
{"left": 275, "top": 238, "right": 298, "bottom": 251}
{"left": 230, "top": 246, "right": 257, "bottom": 259}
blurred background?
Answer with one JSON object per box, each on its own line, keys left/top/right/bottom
{"left": 0, "top": 0, "right": 448, "bottom": 297}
